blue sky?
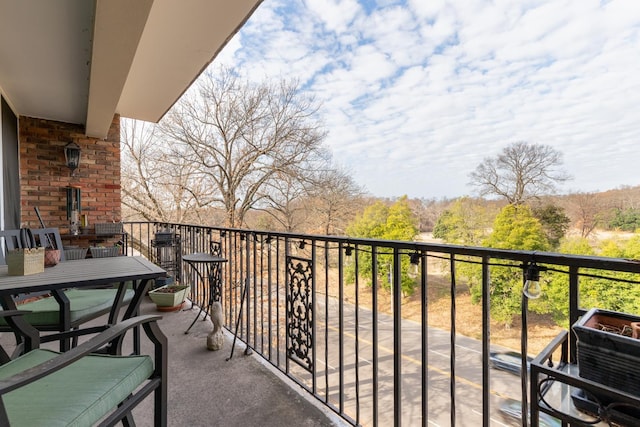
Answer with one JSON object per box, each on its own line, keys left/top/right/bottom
{"left": 215, "top": 0, "right": 640, "bottom": 199}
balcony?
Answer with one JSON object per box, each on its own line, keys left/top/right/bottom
{"left": 121, "top": 221, "right": 640, "bottom": 426}
{"left": 2, "top": 4, "right": 637, "bottom": 425}
{"left": 131, "top": 295, "right": 340, "bottom": 426}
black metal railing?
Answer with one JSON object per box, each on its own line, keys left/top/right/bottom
{"left": 123, "top": 221, "right": 640, "bottom": 427}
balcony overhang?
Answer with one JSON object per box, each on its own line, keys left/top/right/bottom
{"left": 0, "top": 0, "right": 262, "bottom": 139}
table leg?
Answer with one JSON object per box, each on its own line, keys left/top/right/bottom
{"left": 184, "top": 262, "right": 219, "bottom": 334}
{"left": 185, "top": 263, "right": 205, "bottom": 334}
{"left": 185, "top": 303, "right": 208, "bottom": 334}
{"left": 50, "top": 289, "right": 71, "bottom": 351}
{"left": 227, "top": 276, "right": 252, "bottom": 360}
{"left": 122, "top": 278, "right": 150, "bottom": 354}
{"left": 108, "top": 281, "right": 128, "bottom": 324}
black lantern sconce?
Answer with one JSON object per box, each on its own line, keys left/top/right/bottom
{"left": 64, "top": 142, "right": 81, "bottom": 175}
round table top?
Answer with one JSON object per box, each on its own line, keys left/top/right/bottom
{"left": 182, "top": 252, "right": 227, "bottom": 263}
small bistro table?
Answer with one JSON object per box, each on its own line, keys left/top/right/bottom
{"left": 182, "top": 252, "right": 227, "bottom": 334}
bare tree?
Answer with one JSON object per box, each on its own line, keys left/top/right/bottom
{"left": 469, "top": 141, "right": 571, "bottom": 204}
{"left": 407, "top": 197, "right": 451, "bottom": 233}
{"left": 255, "top": 170, "right": 310, "bottom": 232}
{"left": 307, "top": 168, "right": 364, "bottom": 235}
{"left": 564, "top": 192, "right": 605, "bottom": 238}
{"left": 159, "top": 67, "right": 327, "bottom": 227}
{"left": 121, "top": 119, "right": 207, "bottom": 223}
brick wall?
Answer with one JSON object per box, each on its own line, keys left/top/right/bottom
{"left": 18, "top": 115, "right": 121, "bottom": 238}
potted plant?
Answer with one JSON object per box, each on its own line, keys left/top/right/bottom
{"left": 573, "top": 308, "right": 640, "bottom": 398}
{"left": 148, "top": 284, "right": 189, "bottom": 312}
{"left": 569, "top": 308, "right": 640, "bottom": 423}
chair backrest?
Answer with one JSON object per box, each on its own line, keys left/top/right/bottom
{"left": 0, "top": 228, "right": 65, "bottom": 264}
{"left": 31, "top": 229, "right": 65, "bottom": 260}
{"left": 0, "top": 229, "right": 21, "bottom": 265}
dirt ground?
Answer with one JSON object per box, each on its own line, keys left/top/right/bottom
{"left": 327, "top": 272, "right": 564, "bottom": 356}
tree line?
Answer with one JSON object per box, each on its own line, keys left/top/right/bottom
{"left": 121, "top": 66, "right": 363, "bottom": 233}
{"left": 429, "top": 142, "right": 640, "bottom": 325}
{"left": 121, "top": 68, "right": 640, "bottom": 327}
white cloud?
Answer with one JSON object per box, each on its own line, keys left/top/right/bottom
{"left": 214, "top": 0, "right": 640, "bottom": 198}
{"left": 304, "top": 0, "right": 362, "bottom": 33}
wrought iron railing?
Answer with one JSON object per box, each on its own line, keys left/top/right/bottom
{"left": 123, "top": 221, "right": 640, "bottom": 427}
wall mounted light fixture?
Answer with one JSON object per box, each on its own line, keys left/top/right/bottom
{"left": 64, "top": 142, "right": 81, "bottom": 174}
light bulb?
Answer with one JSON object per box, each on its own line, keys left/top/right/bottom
{"left": 412, "top": 262, "right": 419, "bottom": 276}
{"left": 523, "top": 263, "right": 543, "bottom": 299}
{"left": 523, "top": 279, "right": 542, "bottom": 299}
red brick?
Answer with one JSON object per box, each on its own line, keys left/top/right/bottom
{"left": 18, "top": 116, "right": 121, "bottom": 233}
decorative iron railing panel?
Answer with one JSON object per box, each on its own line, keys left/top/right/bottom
{"left": 123, "top": 221, "right": 640, "bottom": 427}
{"left": 286, "top": 255, "right": 314, "bottom": 373}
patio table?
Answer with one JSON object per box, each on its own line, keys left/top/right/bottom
{"left": 182, "top": 253, "right": 227, "bottom": 334}
{"left": 0, "top": 256, "right": 165, "bottom": 352}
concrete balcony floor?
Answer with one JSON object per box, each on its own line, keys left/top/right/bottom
{"left": 133, "top": 297, "right": 342, "bottom": 427}
{"left": 0, "top": 297, "right": 341, "bottom": 427}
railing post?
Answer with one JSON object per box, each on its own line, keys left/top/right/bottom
{"left": 393, "top": 248, "right": 402, "bottom": 427}
{"left": 244, "top": 232, "right": 252, "bottom": 355}
{"left": 338, "top": 241, "right": 345, "bottom": 414}
{"left": 449, "top": 254, "right": 457, "bottom": 427}
{"left": 371, "top": 245, "right": 379, "bottom": 427}
{"left": 285, "top": 237, "right": 290, "bottom": 374}
{"left": 521, "top": 291, "right": 529, "bottom": 427}
{"left": 421, "top": 252, "right": 428, "bottom": 427}
{"left": 569, "top": 265, "right": 580, "bottom": 364}
{"left": 482, "top": 256, "right": 491, "bottom": 427}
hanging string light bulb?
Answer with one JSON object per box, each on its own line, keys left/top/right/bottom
{"left": 409, "top": 252, "right": 421, "bottom": 276}
{"left": 523, "top": 263, "right": 544, "bottom": 299}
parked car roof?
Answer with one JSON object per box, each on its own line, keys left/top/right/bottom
{"left": 489, "top": 351, "right": 533, "bottom": 375}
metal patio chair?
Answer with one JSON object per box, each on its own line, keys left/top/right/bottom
{"left": 0, "top": 228, "right": 134, "bottom": 353}
{"left": 0, "top": 310, "right": 167, "bottom": 426}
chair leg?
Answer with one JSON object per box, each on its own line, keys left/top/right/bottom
{"left": 0, "top": 346, "right": 11, "bottom": 365}
{"left": 121, "top": 412, "right": 136, "bottom": 427}
{"left": 71, "top": 326, "right": 80, "bottom": 348}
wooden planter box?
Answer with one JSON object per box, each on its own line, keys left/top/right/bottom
{"left": 6, "top": 248, "right": 44, "bottom": 276}
{"left": 148, "top": 285, "right": 189, "bottom": 309}
{"left": 573, "top": 308, "right": 640, "bottom": 398}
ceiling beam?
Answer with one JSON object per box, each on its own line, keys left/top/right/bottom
{"left": 85, "top": 0, "right": 154, "bottom": 138}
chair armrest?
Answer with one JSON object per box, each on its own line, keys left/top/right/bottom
{"left": 0, "top": 310, "right": 40, "bottom": 360}
{"left": 0, "top": 314, "right": 164, "bottom": 396}
{"left": 0, "top": 310, "right": 31, "bottom": 318}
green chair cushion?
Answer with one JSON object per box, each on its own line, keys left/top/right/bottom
{"left": 0, "top": 348, "right": 153, "bottom": 426}
{"left": 0, "top": 289, "right": 134, "bottom": 327}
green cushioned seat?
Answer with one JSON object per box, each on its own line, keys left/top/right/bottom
{"left": 0, "top": 348, "right": 153, "bottom": 427}
{"left": 0, "top": 289, "right": 134, "bottom": 327}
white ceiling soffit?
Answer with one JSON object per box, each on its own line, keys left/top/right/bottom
{"left": 111, "top": 0, "right": 263, "bottom": 134}
{"left": 0, "top": 0, "right": 262, "bottom": 139}
{"left": 0, "top": 0, "right": 95, "bottom": 126}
